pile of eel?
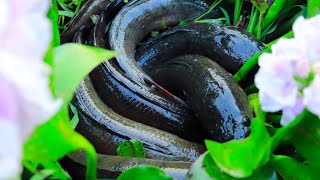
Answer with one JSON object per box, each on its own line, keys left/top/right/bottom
{"left": 60, "top": 0, "right": 265, "bottom": 179}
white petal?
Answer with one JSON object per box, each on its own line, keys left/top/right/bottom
{"left": 304, "top": 74, "right": 320, "bottom": 117}
{"left": 258, "top": 91, "right": 284, "bottom": 112}
{"left": 10, "top": 0, "right": 51, "bottom": 18}
{"left": 0, "top": 119, "right": 21, "bottom": 180}
{"left": 0, "top": 0, "right": 9, "bottom": 35}
{"left": 2, "top": 15, "right": 52, "bottom": 60}
{"left": 280, "top": 99, "right": 304, "bottom": 126}
{"left": 0, "top": 53, "right": 62, "bottom": 140}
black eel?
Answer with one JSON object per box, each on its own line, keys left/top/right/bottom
{"left": 59, "top": 0, "right": 264, "bottom": 178}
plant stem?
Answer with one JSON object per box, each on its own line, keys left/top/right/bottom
{"left": 256, "top": 11, "right": 265, "bottom": 40}
{"left": 234, "top": 31, "right": 294, "bottom": 82}
{"left": 75, "top": 133, "right": 97, "bottom": 180}
{"left": 234, "top": 0, "right": 243, "bottom": 25}
{"left": 247, "top": 8, "right": 259, "bottom": 33}
{"left": 194, "top": 0, "right": 222, "bottom": 21}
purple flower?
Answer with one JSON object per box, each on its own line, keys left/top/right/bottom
{"left": 255, "top": 15, "right": 320, "bottom": 126}
{"left": 0, "top": 0, "right": 61, "bottom": 178}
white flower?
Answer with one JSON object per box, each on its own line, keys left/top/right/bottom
{"left": 255, "top": 15, "right": 320, "bottom": 126}
{"left": 0, "top": 0, "right": 61, "bottom": 178}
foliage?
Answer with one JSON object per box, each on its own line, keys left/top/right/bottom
{"left": 117, "top": 140, "right": 146, "bottom": 158}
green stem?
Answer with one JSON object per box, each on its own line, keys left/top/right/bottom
{"left": 75, "top": 133, "right": 97, "bottom": 180}
{"left": 256, "top": 11, "right": 265, "bottom": 40}
{"left": 233, "top": 0, "right": 243, "bottom": 25}
{"left": 233, "top": 31, "right": 294, "bottom": 82}
{"left": 244, "top": 84, "right": 258, "bottom": 94}
{"left": 271, "top": 109, "right": 308, "bottom": 151}
{"left": 194, "top": 0, "right": 222, "bottom": 21}
{"left": 247, "top": 8, "right": 259, "bottom": 33}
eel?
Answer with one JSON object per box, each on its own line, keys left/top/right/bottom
{"left": 108, "top": 0, "right": 219, "bottom": 90}
{"left": 60, "top": 0, "right": 263, "bottom": 178}
{"left": 136, "top": 22, "right": 265, "bottom": 75}
{"left": 146, "top": 55, "right": 253, "bottom": 142}
{"left": 60, "top": 0, "right": 111, "bottom": 43}
{"left": 85, "top": 2, "right": 209, "bottom": 142}
{"left": 74, "top": 76, "right": 206, "bottom": 161}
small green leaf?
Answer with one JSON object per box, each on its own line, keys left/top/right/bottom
{"left": 45, "top": 0, "right": 60, "bottom": 66}
{"left": 117, "top": 140, "right": 146, "bottom": 158}
{"left": 118, "top": 165, "right": 173, "bottom": 180}
{"left": 51, "top": 43, "right": 116, "bottom": 101}
{"left": 30, "top": 169, "right": 55, "bottom": 180}
{"left": 308, "top": 0, "right": 320, "bottom": 18}
{"left": 251, "top": 0, "right": 269, "bottom": 13}
{"left": 70, "top": 103, "right": 79, "bottom": 129}
{"left": 42, "top": 161, "right": 71, "bottom": 180}
{"left": 187, "top": 152, "right": 278, "bottom": 180}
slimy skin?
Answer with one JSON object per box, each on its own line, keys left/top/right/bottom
{"left": 108, "top": 0, "right": 215, "bottom": 86}
{"left": 146, "top": 55, "right": 253, "bottom": 142}
{"left": 136, "top": 22, "right": 265, "bottom": 75}
{"left": 75, "top": 77, "right": 206, "bottom": 161}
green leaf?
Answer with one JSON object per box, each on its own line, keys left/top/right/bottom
{"left": 205, "top": 117, "right": 272, "bottom": 178}
{"left": 205, "top": 96, "right": 272, "bottom": 178}
{"left": 23, "top": 105, "right": 97, "bottom": 179}
{"left": 24, "top": 43, "right": 116, "bottom": 180}
{"left": 48, "top": 0, "right": 60, "bottom": 47}
{"left": 30, "top": 169, "right": 55, "bottom": 180}
{"left": 45, "top": 0, "right": 60, "bottom": 66}
{"left": 272, "top": 155, "right": 318, "bottom": 179}
{"left": 118, "top": 165, "right": 173, "bottom": 180}
{"left": 51, "top": 43, "right": 116, "bottom": 101}
{"left": 117, "top": 140, "right": 146, "bottom": 158}
{"left": 308, "top": 0, "right": 320, "bottom": 18}
{"left": 70, "top": 103, "right": 79, "bottom": 129}
{"left": 42, "top": 161, "right": 71, "bottom": 179}
{"left": 251, "top": 0, "right": 269, "bottom": 13}
{"left": 187, "top": 152, "right": 278, "bottom": 180}
{"left": 272, "top": 112, "right": 320, "bottom": 180}
{"left": 219, "top": 7, "right": 231, "bottom": 25}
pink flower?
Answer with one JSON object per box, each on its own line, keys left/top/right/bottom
{"left": 255, "top": 15, "right": 320, "bottom": 126}
{"left": 0, "top": 0, "right": 61, "bottom": 178}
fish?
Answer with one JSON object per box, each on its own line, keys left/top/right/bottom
{"left": 74, "top": 76, "right": 206, "bottom": 161}
{"left": 146, "top": 55, "right": 253, "bottom": 142}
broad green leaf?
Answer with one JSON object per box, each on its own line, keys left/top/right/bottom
{"left": 23, "top": 105, "right": 96, "bottom": 179}
{"left": 273, "top": 111, "right": 320, "bottom": 179}
{"left": 308, "top": 0, "right": 320, "bottom": 18}
{"left": 51, "top": 43, "right": 116, "bottom": 101}
{"left": 24, "top": 43, "right": 115, "bottom": 179}
{"left": 205, "top": 96, "right": 272, "bottom": 178}
{"left": 290, "top": 112, "right": 320, "bottom": 166}
{"left": 118, "top": 165, "right": 173, "bottom": 180}
{"left": 205, "top": 117, "right": 272, "bottom": 178}
{"left": 117, "top": 140, "right": 146, "bottom": 158}
{"left": 187, "top": 152, "right": 278, "bottom": 180}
